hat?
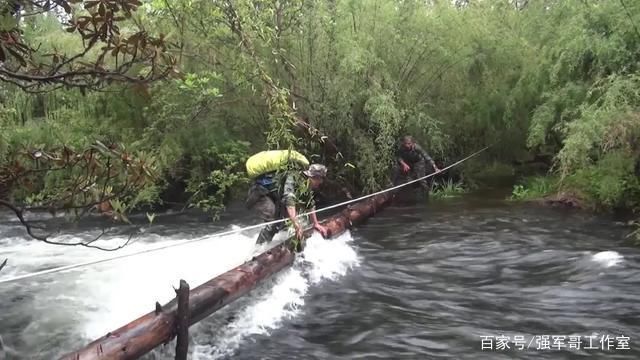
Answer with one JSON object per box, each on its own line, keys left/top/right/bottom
{"left": 303, "top": 164, "right": 327, "bottom": 178}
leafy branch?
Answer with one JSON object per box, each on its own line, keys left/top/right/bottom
{"left": 0, "top": 140, "right": 157, "bottom": 247}
{"left": 0, "top": 0, "right": 179, "bottom": 92}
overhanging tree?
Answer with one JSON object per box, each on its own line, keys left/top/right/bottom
{"left": 0, "top": 0, "right": 178, "bottom": 92}
{"left": 0, "top": 0, "right": 178, "bottom": 261}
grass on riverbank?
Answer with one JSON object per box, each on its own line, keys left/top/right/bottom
{"left": 509, "top": 176, "right": 560, "bottom": 202}
{"left": 509, "top": 152, "right": 640, "bottom": 211}
{"left": 430, "top": 179, "right": 468, "bottom": 200}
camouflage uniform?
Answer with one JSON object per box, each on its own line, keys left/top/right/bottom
{"left": 246, "top": 171, "right": 318, "bottom": 244}
{"left": 392, "top": 142, "right": 437, "bottom": 192}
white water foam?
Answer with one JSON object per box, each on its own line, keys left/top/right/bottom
{"left": 192, "top": 230, "right": 360, "bottom": 360}
{"left": 0, "top": 225, "right": 262, "bottom": 344}
{"left": 79, "top": 226, "right": 261, "bottom": 339}
{"left": 591, "top": 250, "right": 623, "bottom": 268}
{"left": 0, "top": 224, "right": 358, "bottom": 359}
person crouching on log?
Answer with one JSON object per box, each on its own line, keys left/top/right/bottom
{"left": 392, "top": 135, "right": 442, "bottom": 194}
{"left": 245, "top": 150, "right": 330, "bottom": 244}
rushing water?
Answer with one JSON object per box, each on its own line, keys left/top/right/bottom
{"left": 1, "top": 191, "right": 640, "bottom": 359}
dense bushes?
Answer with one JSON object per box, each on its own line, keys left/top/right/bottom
{"left": 2, "top": 0, "right": 640, "bottom": 220}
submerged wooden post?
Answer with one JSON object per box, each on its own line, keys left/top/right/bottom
{"left": 59, "top": 191, "right": 394, "bottom": 360}
{"left": 175, "top": 280, "right": 190, "bottom": 360}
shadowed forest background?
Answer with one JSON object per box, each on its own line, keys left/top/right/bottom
{"left": 2, "top": 0, "right": 640, "bottom": 243}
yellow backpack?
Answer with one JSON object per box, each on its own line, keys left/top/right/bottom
{"left": 245, "top": 150, "right": 310, "bottom": 178}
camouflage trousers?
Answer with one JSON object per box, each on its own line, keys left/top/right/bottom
{"left": 245, "top": 183, "right": 286, "bottom": 244}
{"left": 392, "top": 159, "right": 432, "bottom": 192}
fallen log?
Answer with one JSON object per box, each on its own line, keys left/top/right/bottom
{"left": 59, "top": 245, "right": 295, "bottom": 360}
{"left": 309, "top": 192, "right": 393, "bottom": 247}
{"left": 59, "top": 191, "right": 395, "bottom": 360}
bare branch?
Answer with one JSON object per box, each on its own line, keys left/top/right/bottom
{"left": 0, "top": 199, "right": 49, "bottom": 241}
{"left": 0, "top": 199, "right": 140, "bottom": 251}
{"left": 39, "top": 226, "right": 139, "bottom": 251}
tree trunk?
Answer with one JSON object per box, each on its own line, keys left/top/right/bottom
{"left": 59, "top": 191, "right": 395, "bottom": 360}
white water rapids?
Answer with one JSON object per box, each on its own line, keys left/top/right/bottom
{"left": 0, "top": 218, "right": 359, "bottom": 359}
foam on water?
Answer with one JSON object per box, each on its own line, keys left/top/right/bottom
{"left": 0, "top": 223, "right": 358, "bottom": 359}
{"left": 591, "top": 250, "right": 623, "bottom": 267}
{"left": 79, "top": 226, "right": 260, "bottom": 339}
{"left": 191, "top": 230, "right": 359, "bottom": 360}
{"left": 0, "top": 225, "right": 262, "bottom": 343}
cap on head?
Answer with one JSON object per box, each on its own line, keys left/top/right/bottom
{"left": 303, "top": 163, "right": 327, "bottom": 178}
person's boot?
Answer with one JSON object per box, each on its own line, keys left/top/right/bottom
{"left": 256, "top": 223, "right": 279, "bottom": 244}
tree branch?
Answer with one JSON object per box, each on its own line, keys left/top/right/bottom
{"left": 0, "top": 0, "right": 178, "bottom": 92}
{"left": 1, "top": 140, "right": 155, "bottom": 248}
{"left": 0, "top": 199, "right": 49, "bottom": 241}
{"left": 0, "top": 199, "right": 140, "bottom": 251}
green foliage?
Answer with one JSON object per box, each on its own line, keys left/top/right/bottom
{"left": 431, "top": 179, "right": 467, "bottom": 200}
{"left": 4, "top": 0, "right": 640, "bottom": 229}
{"left": 510, "top": 176, "right": 559, "bottom": 201}
{"left": 503, "top": 0, "right": 640, "bottom": 214}
{"left": 564, "top": 151, "right": 640, "bottom": 209}
{"left": 1, "top": 0, "right": 176, "bottom": 91}
{"left": 184, "top": 141, "right": 251, "bottom": 219}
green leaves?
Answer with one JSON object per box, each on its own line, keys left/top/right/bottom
{"left": 178, "top": 72, "right": 221, "bottom": 97}
{"left": 2, "top": 0, "right": 176, "bottom": 91}
{"left": 183, "top": 140, "right": 250, "bottom": 219}
{"left": 4, "top": 0, "right": 640, "bottom": 223}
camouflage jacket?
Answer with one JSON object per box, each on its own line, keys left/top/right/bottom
{"left": 396, "top": 143, "right": 435, "bottom": 166}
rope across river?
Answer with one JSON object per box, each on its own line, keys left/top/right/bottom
{"left": 0, "top": 146, "right": 490, "bottom": 284}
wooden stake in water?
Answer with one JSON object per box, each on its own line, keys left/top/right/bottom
{"left": 175, "top": 279, "right": 190, "bottom": 360}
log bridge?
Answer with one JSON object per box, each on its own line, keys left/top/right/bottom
{"left": 59, "top": 191, "right": 395, "bottom": 360}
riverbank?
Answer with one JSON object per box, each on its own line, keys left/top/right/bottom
{"left": 426, "top": 160, "right": 640, "bottom": 245}
{"left": 505, "top": 171, "right": 640, "bottom": 244}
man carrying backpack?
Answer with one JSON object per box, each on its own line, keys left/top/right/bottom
{"left": 245, "top": 150, "right": 329, "bottom": 244}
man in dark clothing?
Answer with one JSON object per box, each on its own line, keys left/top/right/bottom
{"left": 392, "top": 135, "right": 441, "bottom": 192}
{"left": 246, "top": 163, "right": 330, "bottom": 244}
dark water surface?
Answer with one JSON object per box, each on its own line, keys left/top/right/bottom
{"left": 2, "top": 190, "right": 640, "bottom": 359}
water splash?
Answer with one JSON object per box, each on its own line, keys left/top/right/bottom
{"left": 80, "top": 226, "right": 259, "bottom": 339}
{"left": 591, "top": 251, "right": 623, "bottom": 268}
{"left": 0, "top": 225, "right": 260, "bottom": 345}
{"left": 0, "top": 223, "right": 358, "bottom": 359}
{"left": 192, "top": 230, "right": 359, "bottom": 359}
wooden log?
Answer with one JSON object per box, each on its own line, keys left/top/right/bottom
{"left": 174, "top": 280, "right": 190, "bottom": 360}
{"left": 59, "top": 191, "right": 395, "bottom": 360}
{"left": 59, "top": 245, "right": 294, "bottom": 360}
{"left": 321, "top": 192, "right": 394, "bottom": 239}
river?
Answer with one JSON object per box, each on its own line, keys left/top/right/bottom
{"left": 1, "top": 189, "right": 639, "bottom": 359}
